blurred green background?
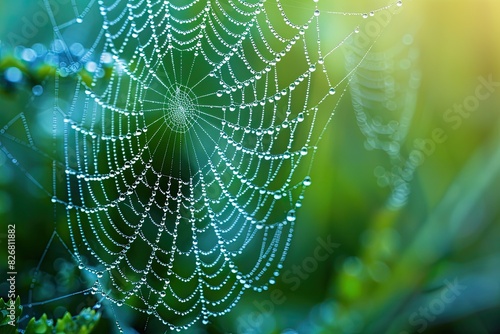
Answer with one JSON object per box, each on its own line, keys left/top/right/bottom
{"left": 1, "top": 0, "right": 500, "bottom": 333}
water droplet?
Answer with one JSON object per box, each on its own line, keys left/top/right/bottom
{"left": 5, "top": 67, "right": 23, "bottom": 83}
{"left": 286, "top": 210, "right": 296, "bottom": 222}
{"left": 303, "top": 176, "right": 312, "bottom": 187}
{"left": 32, "top": 85, "right": 44, "bottom": 96}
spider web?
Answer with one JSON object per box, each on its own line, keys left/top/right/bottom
{"left": 0, "top": 0, "right": 412, "bottom": 332}
{"left": 345, "top": 32, "right": 421, "bottom": 208}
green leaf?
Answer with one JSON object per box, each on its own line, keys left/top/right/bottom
{"left": 0, "top": 296, "right": 22, "bottom": 333}
{"left": 54, "top": 308, "right": 100, "bottom": 334}
{"left": 25, "top": 313, "right": 54, "bottom": 334}
{"left": 1, "top": 297, "right": 100, "bottom": 334}
{"left": 24, "top": 308, "right": 100, "bottom": 334}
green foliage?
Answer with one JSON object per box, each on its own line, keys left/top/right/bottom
{"left": 53, "top": 309, "right": 100, "bottom": 334}
{"left": 0, "top": 297, "right": 100, "bottom": 334}
{"left": 0, "top": 297, "right": 22, "bottom": 334}
{"left": 25, "top": 314, "right": 54, "bottom": 334}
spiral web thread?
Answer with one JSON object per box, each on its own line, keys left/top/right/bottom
{"left": 345, "top": 33, "right": 421, "bottom": 208}
{"left": 0, "top": 0, "right": 408, "bottom": 331}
